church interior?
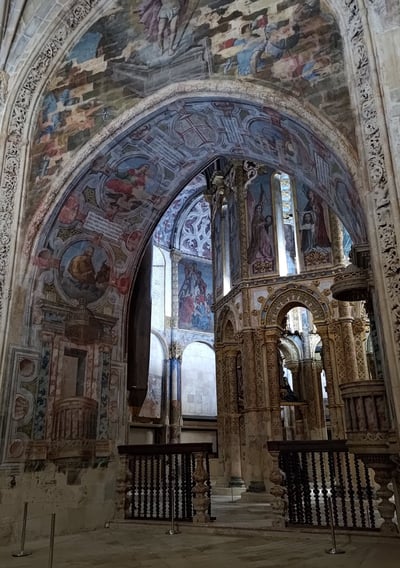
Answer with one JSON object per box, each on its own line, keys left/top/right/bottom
{"left": 1, "top": 0, "right": 400, "bottom": 553}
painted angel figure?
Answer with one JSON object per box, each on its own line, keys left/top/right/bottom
{"left": 139, "top": 0, "right": 188, "bottom": 55}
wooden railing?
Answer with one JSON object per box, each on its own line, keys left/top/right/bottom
{"left": 267, "top": 440, "right": 377, "bottom": 530}
{"left": 117, "top": 443, "right": 213, "bottom": 523}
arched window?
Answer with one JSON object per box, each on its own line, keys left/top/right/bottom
{"left": 151, "top": 246, "right": 167, "bottom": 330}
{"left": 274, "top": 172, "right": 299, "bottom": 276}
{"left": 181, "top": 342, "right": 217, "bottom": 418}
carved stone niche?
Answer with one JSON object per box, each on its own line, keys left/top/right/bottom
{"left": 49, "top": 397, "right": 98, "bottom": 460}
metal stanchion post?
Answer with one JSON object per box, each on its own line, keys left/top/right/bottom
{"left": 12, "top": 502, "right": 32, "bottom": 557}
{"left": 166, "top": 472, "right": 179, "bottom": 535}
{"left": 48, "top": 513, "right": 56, "bottom": 568}
{"left": 231, "top": 485, "right": 234, "bottom": 503}
{"left": 325, "top": 497, "right": 345, "bottom": 555}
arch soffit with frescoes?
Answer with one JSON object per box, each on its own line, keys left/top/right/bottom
{"left": 24, "top": 89, "right": 365, "bottom": 314}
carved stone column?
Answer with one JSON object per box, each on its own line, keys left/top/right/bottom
{"left": 300, "top": 358, "right": 325, "bottom": 439}
{"left": 319, "top": 326, "right": 345, "bottom": 439}
{"left": 365, "top": 296, "right": 384, "bottom": 382}
{"left": 353, "top": 318, "right": 369, "bottom": 382}
{"left": 241, "top": 329, "right": 265, "bottom": 492}
{"left": 265, "top": 328, "right": 283, "bottom": 440}
{"left": 338, "top": 302, "right": 359, "bottom": 383}
{"left": 329, "top": 209, "right": 345, "bottom": 266}
{"left": 215, "top": 344, "right": 227, "bottom": 480}
{"left": 225, "top": 347, "right": 244, "bottom": 486}
{"left": 169, "top": 343, "right": 182, "bottom": 444}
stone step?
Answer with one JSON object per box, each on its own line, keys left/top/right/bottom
{"left": 211, "top": 486, "right": 247, "bottom": 497}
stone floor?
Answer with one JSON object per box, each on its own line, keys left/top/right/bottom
{"left": 1, "top": 496, "right": 400, "bottom": 567}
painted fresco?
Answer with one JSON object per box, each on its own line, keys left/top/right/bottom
{"left": 59, "top": 240, "right": 110, "bottom": 302}
{"left": 178, "top": 258, "right": 213, "bottom": 332}
{"left": 246, "top": 167, "right": 276, "bottom": 275}
{"left": 30, "top": 99, "right": 365, "bottom": 317}
{"left": 139, "top": 373, "right": 162, "bottom": 419}
{"left": 296, "top": 183, "right": 332, "bottom": 268}
{"left": 178, "top": 198, "right": 211, "bottom": 259}
{"left": 27, "top": 0, "right": 354, "bottom": 224}
{"left": 153, "top": 175, "right": 205, "bottom": 248}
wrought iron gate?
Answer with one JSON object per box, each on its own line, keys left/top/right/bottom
{"left": 118, "top": 443, "right": 213, "bottom": 522}
{"left": 269, "top": 440, "right": 377, "bottom": 530}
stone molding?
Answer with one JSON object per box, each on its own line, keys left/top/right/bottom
{"left": 261, "top": 284, "right": 329, "bottom": 327}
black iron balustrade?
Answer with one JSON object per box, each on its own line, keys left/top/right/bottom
{"left": 118, "top": 443, "right": 213, "bottom": 522}
{"left": 268, "top": 440, "right": 377, "bottom": 530}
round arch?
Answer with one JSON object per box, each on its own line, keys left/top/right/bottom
{"left": 261, "top": 284, "right": 331, "bottom": 328}
{"left": 20, "top": 87, "right": 365, "bottom": 328}
{"left": 25, "top": 83, "right": 365, "bottom": 256}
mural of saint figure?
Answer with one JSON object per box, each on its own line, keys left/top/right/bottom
{"left": 247, "top": 205, "right": 275, "bottom": 265}
{"left": 60, "top": 241, "right": 110, "bottom": 302}
{"left": 300, "top": 211, "right": 315, "bottom": 253}
{"left": 106, "top": 164, "right": 149, "bottom": 209}
{"left": 139, "top": 0, "right": 188, "bottom": 55}
{"left": 178, "top": 259, "right": 213, "bottom": 332}
{"left": 302, "top": 188, "right": 331, "bottom": 249}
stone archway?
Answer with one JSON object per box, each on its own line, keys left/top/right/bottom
{"left": 261, "top": 283, "right": 330, "bottom": 328}
{"left": 260, "top": 284, "right": 341, "bottom": 439}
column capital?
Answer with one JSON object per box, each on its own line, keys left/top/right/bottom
{"left": 169, "top": 342, "right": 183, "bottom": 360}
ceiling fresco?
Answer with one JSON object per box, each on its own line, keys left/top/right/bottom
{"left": 153, "top": 174, "right": 206, "bottom": 249}
{"left": 30, "top": 97, "right": 366, "bottom": 323}
{"left": 27, "top": 0, "right": 354, "bottom": 224}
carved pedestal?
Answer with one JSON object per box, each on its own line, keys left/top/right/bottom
{"left": 115, "top": 454, "right": 131, "bottom": 520}
{"left": 50, "top": 396, "right": 98, "bottom": 460}
{"left": 362, "top": 454, "right": 397, "bottom": 534}
{"left": 268, "top": 448, "right": 287, "bottom": 528}
{"left": 340, "top": 381, "right": 398, "bottom": 533}
{"left": 192, "top": 452, "right": 210, "bottom": 523}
